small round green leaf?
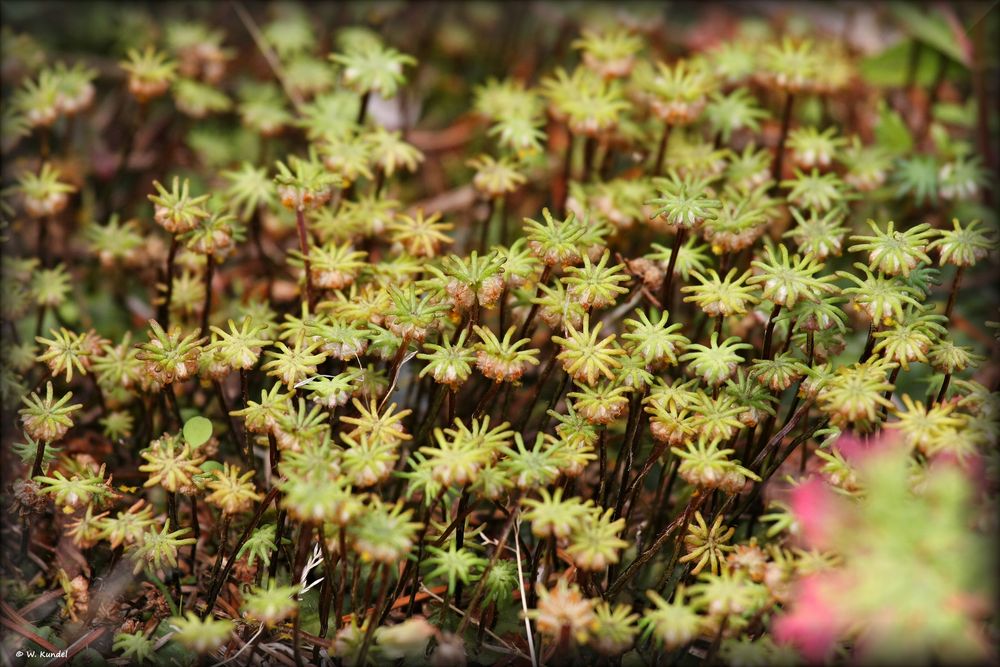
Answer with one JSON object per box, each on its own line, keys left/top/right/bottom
{"left": 183, "top": 416, "right": 213, "bottom": 448}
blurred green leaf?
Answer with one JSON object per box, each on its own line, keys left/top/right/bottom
{"left": 859, "top": 39, "right": 939, "bottom": 87}
{"left": 933, "top": 100, "right": 976, "bottom": 128}
{"left": 873, "top": 102, "right": 913, "bottom": 155}
{"left": 199, "top": 460, "right": 225, "bottom": 474}
{"left": 890, "top": 4, "right": 970, "bottom": 67}
{"left": 183, "top": 416, "right": 213, "bottom": 448}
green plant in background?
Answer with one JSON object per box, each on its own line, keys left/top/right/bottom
{"left": 0, "top": 3, "right": 997, "bottom": 667}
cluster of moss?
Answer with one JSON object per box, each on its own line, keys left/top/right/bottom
{"left": 1, "top": 3, "right": 997, "bottom": 666}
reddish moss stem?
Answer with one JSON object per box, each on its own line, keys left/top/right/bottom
{"left": 944, "top": 265, "right": 964, "bottom": 322}
{"left": 159, "top": 237, "right": 179, "bottom": 328}
{"left": 653, "top": 121, "right": 672, "bottom": 176}
{"left": 294, "top": 209, "right": 315, "bottom": 312}
{"left": 660, "top": 227, "right": 688, "bottom": 311}
{"left": 770, "top": 91, "right": 795, "bottom": 191}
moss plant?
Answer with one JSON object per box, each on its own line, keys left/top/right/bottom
{"left": 0, "top": 4, "right": 997, "bottom": 667}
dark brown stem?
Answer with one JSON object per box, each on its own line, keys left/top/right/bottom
{"left": 30, "top": 438, "right": 48, "bottom": 479}
{"left": 207, "top": 514, "right": 231, "bottom": 595}
{"left": 412, "top": 383, "right": 447, "bottom": 449}
{"left": 294, "top": 209, "right": 315, "bottom": 312}
{"left": 596, "top": 427, "right": 608, "bottom": 504}
{"left": 203, "top": 486, "right": 280, "bottom": 618}
{"left": 582, "top": 134, "right": 597, "bottom": 182}
{"left": 39, "top": 126, "right": 51, "bottom": 163}
{"left": 454, "top": 495, "right": 522, "bottom": 635}
{"left": 187, "top": 495, "right": 200, "bottom": 594}
{"left": 356, "top": 91, "right": 371, "bottom": 127}
{"left": 535, "top": 370, "right": 570, "bottom": 434}
{"left": 705, "top": 615, "right": 729, "bottom": 666}
{"left": 646, "top": 453, "right": 681, "bottom": 538}
{"left": 770, "top": 92, "right": 795, "bottom": 191}
{"left": 446, "top": 388, "right": 456, "bottom": 424}
{"left": 239, "top": 369, "right": 254, "bottom": 467}
{"left": 610, "top": 388, "right": 648, "bottom": 513}
{"left": 336, "top": 527, "right": 348, "bottom": 628}
{"left": 653, "top": 122, "right": 672, "bottom": 176}
{"left": 525, "top": 537, "right": 546, "bottom": 609}
{"left": 618, "top": 440, "right": 669, "bottom": 523}
{"left": 479, "top": 197, "right": 496, "bottom": 254}
{"left": 730, "top": 414, "right": 825, "bottom": 527}
{"left": 749, "top": 401, "right": 814, "bottom": 474}
{"left": 760, "top": 303, "right": 783, "bottom": 361}
{"left": 860, "top": 322, "right": 879, "bottom": 363}
{"left": 36, "top": 214, "right": 50, "bottom": 269}
{"left": 239, "top": 368, "right": 250, "bottom": 412}
{"left": 516, "top": 352, "right": 559, "bottom": 432}
{"left": 497, "top": 193, "right": 509, "bottom": 248}
{"left": 159, "top": 237, "right": 179, "bottom": 329}
{"left": 291, "top": 525, "right": 313, "bottom": 667}
{"left": 200, "top": 255, "right": 214, "bottom": 336}
{"left": 944, "top": 265, "right": 964, "bottom": 322}
{"left": 498, "top": 281, "right": 510, "bottom": 332}
{"left": 516, "top": 265, "right": 553, "bottom": 341}
{"left": 934, "top": 373, "right": 952, "bottom": 405}
{"left": 614, "top": 402, "right": 665, "bottom": 518}
{"left": 599, "top": 141, "right": 615, "bottom": 180}
{"left": 166, "top": 492, "right": 180, "bottom": 541}
{"left": 89, "top": 374, "right": 107, "bottom": 416}
{"left": 607, "top": 491, "right": 706, "bottom": 598}
{"left": 267, "top": 432, "right": 280, "bottom": 482}
{"left": 164, "top": 385, "right": 183, "bottom": 429}
{"left": 166, "top": 491, "right": 182, "bottom": 602}
{"left": 372, "top": 168, "right": 386, "bottom": 198}
{"left": 355, "top": 564, "right": 390, "bottom": 666}
{"left": 472, "top": 381, "right": 502, "bottom": 421}
{"left": 971, "top": 17, "right": 996, "bottom": 190}
{"left": 391, "top": 488, "right": 448, "bottom": 622}
{"left": 659, "top": 227, "right": 687, "bottom": 312}
{"left": 452, "top": 486, "right": 472, "bottom": 606}
{"left": 314, "top": 530, "right": 337, "bottom": 654}
{"left": 880, "top": 365, "right": 901, "bottom": 422}
{"left": 33, "top": 304, "right": 47, "bottom": 340}
{"left": 558, "top": 130, "right": 574, "bottom": 216}
{"left": 349, "top": 555, "right": 362, "bottom": 620}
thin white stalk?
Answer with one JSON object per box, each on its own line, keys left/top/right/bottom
{"left": 379, "top": 350, "right": 418, "bottom": 411}
{"left": 513, "top": 517, "right": 538, "bottom": 667}
{"left": 297, "top": 542, "right": 324, "bottom": 597}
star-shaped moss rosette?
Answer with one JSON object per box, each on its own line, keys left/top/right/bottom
{"left": 330, "top": 40, "right": 415, "bottom": 100}
{"left": 705, "top": 89, "right": 769, "bottom": 146}
{"left": 848, "top": 219, "right": 935, "bottom": 279}
{"left": 120, "top": 45, "right": 178, "bottom": 102}
{"left": 12, "top": 67, "right": 63, "bottom": 128}
{"left": 19, "top": 381, "right": 82, "bottom": 445}
{"left": 16, "top": 162, "right": 75, "bottom": 219}
{"left": 640, "top": 586, "right": 703, "bottom": 650}
{"left": 572, "top": 28, "right": 644, "bottom": 79}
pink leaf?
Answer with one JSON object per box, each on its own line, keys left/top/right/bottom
{"left": 788, "top": 478, "right": 842, "bottom": 549}
{"left": 773, "top": 574, "right": 845, "bottom": 662}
